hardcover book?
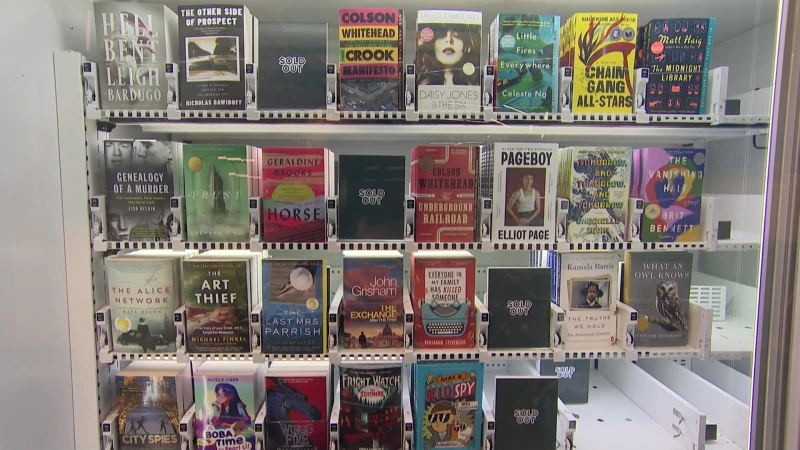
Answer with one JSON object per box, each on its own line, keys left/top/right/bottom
{"left": 339, "top": 9, "right": 404, "bottom": 111}
{"left": 623, "top": 251, "right": 693, "bottom": 347}
{"left": 261, "top": 259, "right": 327, "bottom": 354}
{"left": 537, "top": 359, "right": 591, "bottom": 404}
{"left": 258, "top": 22, "right": 328, "bottom": 110}
{"left": 94, "top": 2, "right": 178, "bottom": 110}
{"left": 339, "top": 364, "right": 403, "bottom": 450}
{"left": 410, "top": 251, "right": 476, "bottom": 349}
{"left": 490, "top": 14, "right": 560, "bottom": 113}
{"left": 493, "top": 377, "right": 558, "bottom": 450}
{"left": 416, "top": 10, "right": 482, "bottom": 112}
{"left": 338, "top": 155, "right": 406, "bottom": 240}
{"left": 486, "top": 267, "right": 552, "bottom": 349}
{"left": 414, "top": 361, "right": 484, "bottom": 450}
{"left": 178, "top": 5, "right": 256, "bottom": 110}
{"left": 265, "top": 362, "right": 329, "bottom": 450}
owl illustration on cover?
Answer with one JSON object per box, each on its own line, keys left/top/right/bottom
{"left": 655, "top": 280, "right": 687, "bottom": 332}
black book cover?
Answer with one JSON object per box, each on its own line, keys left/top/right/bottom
{"left": 487, "top": 268, "right": 552, "bottom": 349}
{"left": 258, "top": 22, "right": 328, "bottom": 109}
{"left": 339, "top": 365, "right": 403, "bottom": 450}
{"left": 338, "top": 155, "right": 406, "bottom": 240}
{"left": 494, "top": 377, "right": 558, "bottom": 450}
{"left": 538, "top": 359, "right": 590, "bottom": 404}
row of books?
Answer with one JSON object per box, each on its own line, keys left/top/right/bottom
{"left": 94, "top": 3, "right": 715, "bottom": 115}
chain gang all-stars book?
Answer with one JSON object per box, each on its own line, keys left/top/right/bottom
{"left": 486, "top": 267, "right": 552, "bottom": 349}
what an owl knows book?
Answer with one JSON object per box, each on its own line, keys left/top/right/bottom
{"left": 486, "top": 267, "right": 552, "bottom": 349}
{"left": 339, "top": 364, "right": 403, "bottom": 450}
{"left": 623, "top": 251, "right": 693, "bottom": 347}
{"left": 265, "top": 362, "right": 330, "bottom": 450}
{"left": 493, "top": 377, "right": 558, "bottom": 450}
{"left": 338, "top": 155, "right": 406, "bottom": 240}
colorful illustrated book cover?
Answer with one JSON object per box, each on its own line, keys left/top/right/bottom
{"left": 339, "top": 365, "right": 403, "bottom": 450}
{"left": 416, "top": 10, "right": 482, "bottom": 112}
{"left": 411, "top": 145, "right": 477, "bottom": 242}
{"left": 339, "top": 9, "right": 404, "bottom": 111}
{"left": 94, "top": 3, "right": 178, "bottom": 110}
{"left": 486, "top": 267, "right": 552, "bottom": 349}
{"left": 414, "top": 361, "right": 483, "bottom": 450}
{"left": 262, "top": 259, "right": 327, "bottom": 354}
{"left": 623, "top": 251, "right": 693, "bottom": 347}
{"left": 265, "top": 374, "right": 328, "bottom": 450}
{"left": 338, "top": 155, "right": 406, "bottom": 240}
{"left": 493, "top": 377, "right": 558, "bottom": 450}
{"left": 634, "top": 148, "right": 705, "bottom": 242}
{"left": 410, "top": 251, "right": 476, "bottom": 349}
{"left": 538, "top": 359, "right": 591, "bottom": 404}
{"left": 116, "top": 371, "right": 182, "bottom": 450}
{"left": 183, "top": 144, "right": 251, "bottom": 242}
{"left": 183, "top": 259, "right": 251, "bottom": 352}
{"left": 194, "top": 369, "right": 257, "bottom": 450}
{"left": 490, "top": 14, "right": 560, "bottom": 113}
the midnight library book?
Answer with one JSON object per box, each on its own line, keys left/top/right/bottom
{"left": 339, "top": 364, "right": 403, "bottom": 450}
{"left": 537, "top": 359, "right": 591, "bottom": 404}
{"left": 486, "top": 267, "right": 552, "bottom": 349}
{"left": 94, "top": 2, "right": 178, "bottom": 110}
{"left": 493, "top": 377, "right": 558, "bottom": 450}
{"left": 258, "top": 22, "right": 328, "bottom": 110}
{"left": 265, "top": 363, "right": 329, "bottom": 450}
{"left": 178, "top": 5, "right": 257, "bottom": 110}
{"left": 338, "top": 155, "right": 406, "bottom": 240}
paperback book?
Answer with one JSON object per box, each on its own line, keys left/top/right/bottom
{"left": 338, "top": 155, "right": 406, "bottom": 240}
{"left": 537, "top": 359, "right": 591, "bottom": 404}
{"left": 339, "top": 364, "right": 403, "bottom": 450}
{"left": 265, "top": 363, "right": 329, "bottom": 450}
{"left": 486, "top": 267, "right": 552, "bottom": 349}
{"left": 493, "top": 377, "right": 558, "bottom": 450}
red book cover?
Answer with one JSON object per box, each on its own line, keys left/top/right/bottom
{"left": 410, "top": 251, "right": 476, "bottom": 349}
{"left": 266, "top": 375, "right": 328, "bottom": 450}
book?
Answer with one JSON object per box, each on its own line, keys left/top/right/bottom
{"left": 194, "top": 361, "right": 265, "bottom": 450}
{"left": 493, "top": 377, "right": 558, "bottom": 450}
{"left": 486, "top": 267, "right": 552, "bottom": 349}
{"left": 261, "top": 259, "right": 327, "bottom": 354}
{"left": 623, "top": 251, "right": 693, "bottom": 347}
{"left": 265, "top": 362, "right": 330, "bottom": 450}
{"left": 560, "top": 13, "right": 638, "bottom": 113}
{"left": 183, "top": 144, "right": 252, "bottom": 242}
{"left": 414, "top": 361, "right": 484, "bottom": 450}
{"left": 94, "top": 3, "right": 178, "bottom": 110}
{"left": 104, "top": 140, "right": 179, "bottom": 241}
{"left": 178, "top": 5, "right": 257, "bottom": 110}
{"left": 558, "top": 147, "right": 631, "bottom": 243}
{"left": 416, "top": 10, "right": 482, "bottom": 112}
{"left": 342, "top": 251, "right": 404, "bottom": 350}
{"left": 489, "top": 14, "right": 560, "bottom": 113}
{"left": 257, "top": 22, "right": 328, "bottom": 110}
{"left": 632, "top": 148, "right": 705, "bottom": 242}
{"left": 410, "top": 251, "right": 476, "bottom": 349}
{"left": 338, "top": 9, "right": 404, "bottom": 111}
{"left": 537, "top": 359, "right": 591, "bottom": 404}
{"left": 339, "top": 364, "right": 403, "bottom": 450}
{"left": 338, "top": 155, "right": 406, "bottom": 240}
{"left": 115, "top": 361, "right": 192, "bottom": 450}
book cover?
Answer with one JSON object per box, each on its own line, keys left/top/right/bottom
{"left": 183, "top": 259, "right": 251, "bottom": 353}
{"left": 537, "top": 359, "right": 591, "bottom": 404}
{"left": 634, "top": 148, "right": 705, "bottom": 242}
{"left": 194, "top": 365, "right": 259, "bottom": 450}
{"left": 339, "top": 365, "right": 403, "bottom": 450}
{"left": 338, "top": 155, "right": 406, "bottom": 240}
{"left": 94, "top": 3, "right": 178, "bottom": 110}
{"left": 414, "top": 361, "right": 483, "bottom": 450}
{"left": 183, "top": 144, "right": 251, "bottom": 242}
{"left": 490, "top": 14, "right": 560, "bottom": 113}
{"left": 258, "top": 22, "right": 328, "bottom": 109}
{"left": 486, "top": 267, "right": 552, "bottom": 349}
{"left": 411, "top": 145, "right": 478, "bottom": 242}
{"left": 265, "top": 374, "right": 328, "bottom": 450}
{"left": 493, "top": 377, "right": 558, "bottom": 450}
{"left": 416, "top": 10, "right": 482, "bottom": 112}
{"left": 410, "top": 251, "right": 476, "bottom": 349}
{"left": 262, "top": 259, "right": 327, "bottom": 354}
{"left": 623, "top": 251, "right": 693, "bottom": 347}
{"left": 339, "top": 9, "right": 404, "bottom": 111}
{"left": 178, "top": 5, "right": 254, "bottom": 109}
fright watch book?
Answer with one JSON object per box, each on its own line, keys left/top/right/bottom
{"left": 339, "top": 364, "right": 403, "bottom": 450}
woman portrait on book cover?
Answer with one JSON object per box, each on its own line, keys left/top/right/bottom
{"left": 209, "top": 383, "right": 252, "bottom": 431}
{"left": 417, "top": 24, "right": 481, "bottom": 86}
{"left": 505, "top": 169, "right": 545, "bottom": 227}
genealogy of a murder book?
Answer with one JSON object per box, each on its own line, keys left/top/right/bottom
{"left": 265, "top": 362, "right": 330, "bottom": 450}
{"left": 261, "top": 259, "right": 328, "bottom": 355}
{"left": 94, "top": 3, "right": 178, "bottom": 110}
{"left": 489, "top": 14, "right": 560, "bottom": 113}
{"left": 338, "top": 9, "right": 404, "bottom": 111}
{"left": 257, "top": 22, "right": 328, "bottom": 110}
{"left": 493, "top": 377, "right": 558, "bottom": 450}
{"left": 414, "top": 361, "right": 484, "bottom": 450}
{"left": 623, "top": 251, "right": 693, "bottom": 347}
{"left": 415, "top": 10, "right": 482, "bottom": 112}
{"left": 338, "top": 155, "right": 406, "bottom": 240}
{"left": 632, "top": 148, "right": 705, "bottom": 242}
{"left": 558, "top": 147, "right": 631, "bottom": 243}
{"left": 194, "top": 361, "right": 265, "bottom": 450}
{"left": 178, "top": 5, "right": 257, "bottom": 110}
{"left": 411, "top": 145, "right": 478, "bottom": 242}
{"left": 339, "top": 364, "right": 403, "bottom": 450}
{"left": 104, "top": 140, "right": 180, "bottom": 241}
{"left": 537, "top": 359, "right": 591, "bottom": 404}
{"left": 486, "top": 267, "right": 552, "bottom": 349}
{"left": 342, "top": 251, "right": 405, "bottom": 350}
{"left": 260, "top": 147, "right": 334, "bottom": 243}
{"left": 638, "top": 19, "right": 715, "bottom": 114}
{"left": 410, "top": 251, "right": 476, "bottom": 349}
{"left": 560, "top": 13, "right": 638, "bottom": 113}
{"left": 115, "top": 361, "right": 193, "bottom": 450}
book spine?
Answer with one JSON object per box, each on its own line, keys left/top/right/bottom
{"left": 700, "top": 18, "right": 716, "bottom": 112}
